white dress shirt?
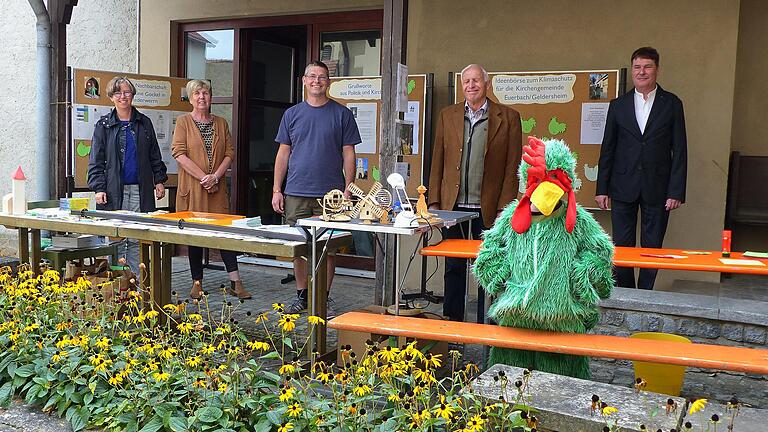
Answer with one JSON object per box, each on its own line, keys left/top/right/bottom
{"left": 634, "top": 86, "right": 657, "bottom": 134}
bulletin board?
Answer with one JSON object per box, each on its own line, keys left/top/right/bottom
{"left": 71, "top": 68, "right": 193, "bottom": 189}
{"left": 305, "top": 75, "right": 427, "bottom": 197}
{"left": 454, "top": 70, "right": 619, "bottom": 208}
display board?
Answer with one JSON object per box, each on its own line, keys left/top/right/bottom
{"left": 454, "top": 70, "right": 619, "bottom": 207}
{"left": 304, "top": 75, "right": 427, "bottom": 197}
{"left": 71, "top": 69, "right": 193, "bottom": 188}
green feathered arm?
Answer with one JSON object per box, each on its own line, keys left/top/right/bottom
{"left": 569, "top": 206, "right": 615, "bottom": 304}
{"left": 474, "top": 201, "right": 518, "bottom": 296}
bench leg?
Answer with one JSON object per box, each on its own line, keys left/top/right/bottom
{"left": 139, "top": 242, "right": 151, "bottom": 307}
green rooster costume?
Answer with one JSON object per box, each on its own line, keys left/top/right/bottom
{"left": 473, "top": 137, "right": 614, "bottom": 379}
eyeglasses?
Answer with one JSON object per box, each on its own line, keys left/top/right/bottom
{"left": 305, "top": 74, "right": 329, "bottom": 82}
{"left": 113, "top": 91, "right": 134, "bottom": 97}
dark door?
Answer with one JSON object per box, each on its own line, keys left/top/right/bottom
{"left": 241, "top": 26, "right": 307, "bottom": 223}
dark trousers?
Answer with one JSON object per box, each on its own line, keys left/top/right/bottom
{"left": 611, "top": 197, "right": 670, "bottom": 290}
{"left": 188, "top": 247, "right": 239, "bottom": 281}
{"left": 443, "top": 207, "right": 486, "bottom": 321}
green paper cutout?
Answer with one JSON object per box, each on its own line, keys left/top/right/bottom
{"left": 76, "top": 141, "right": 91, "bottom": 157}
{"left": 372, "top": 165, "right": 381, "bottom": 182}
{"left": 407, "top": 79, "right": 416, "bottom": 95}
{"left": 521, "top": 117, "right": 536, "bottom": 134}
{"left": 548, "top": 116, "right": 567, "bottom": 135}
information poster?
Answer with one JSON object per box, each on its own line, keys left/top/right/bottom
{"left": 454, "top": 70, "right": 619, "bottom": 208}
{"left": 72, "top": 69, "right": 193, "bottom": 189}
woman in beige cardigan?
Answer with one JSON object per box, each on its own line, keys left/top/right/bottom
{"left": 171, "top": 79, "right": 251, "bottom": 300}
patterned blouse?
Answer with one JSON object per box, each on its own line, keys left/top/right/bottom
{"left": 193, "top": 119, "right": 215, "bottom": 173}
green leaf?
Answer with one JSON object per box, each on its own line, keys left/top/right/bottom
{"left": 168, "top": 416, "right": 187, "bottom": 432}
{"left": 282, "top": 337, "right": 293, "bottom": 349}
{"left": 68, "top": 407, "right": 87, "bottom": 432}
{"left": 266, "top": 409, "right": 282, "bottom": 425}
{"left": 0, "top": 382, "right": 15, "bottom": 406}
{"left": 6, "top": 361, "right": 17, "bottom": 377}
{"left": 195, "top": 406, "right": 223, "bottom": 423}
{"left": 138, "top": 414, "right": 164, "bottom": 432}
{"left": 252, "top": 418, "right": 272, "bottom": 432}
{"left": 259, "top": 352, "right": 279, "bottom": 360}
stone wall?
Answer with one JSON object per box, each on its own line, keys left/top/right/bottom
{"left": 592, "top": 288, "right": 768, "bottom": 407}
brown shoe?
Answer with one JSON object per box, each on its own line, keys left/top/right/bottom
{"left": 228, "top": 280, "right": 252, "bottom": 299}
{"left": 190, "top": 280, "right": 203, "bottom": 299}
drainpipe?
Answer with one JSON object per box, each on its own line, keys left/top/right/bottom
{"left": 28, "top": 0, "right": 51, "bottom": 200}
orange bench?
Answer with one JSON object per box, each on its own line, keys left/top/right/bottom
{"left": 328, "top": 311, "right": 768, "bottom": 374}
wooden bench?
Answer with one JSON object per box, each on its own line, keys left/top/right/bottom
{"left": 328, "top": 311, "right": 768, "bottom": 374}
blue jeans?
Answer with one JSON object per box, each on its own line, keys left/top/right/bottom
{"left": 120, "top": 184, "right": 141, "bottom": 272}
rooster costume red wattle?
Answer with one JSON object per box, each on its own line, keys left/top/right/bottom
{"left": 511, "top": 136, "right": 577, "bottom": 234}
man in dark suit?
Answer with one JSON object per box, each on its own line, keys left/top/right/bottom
{"left": 429, "top": 64, "right": 522, "bottom": 321}
{"left": 596, "top": 47, "right": 688, "bottom": 290}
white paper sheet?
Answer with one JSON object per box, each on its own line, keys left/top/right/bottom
{"left": 347, "top": 102, "right": 378, "bottom": 154}
{"left": 580, "top": 102, "right": 610, "bottom": 144}
{"left": 404, "top": 101, "right": 420, "bottom": 155}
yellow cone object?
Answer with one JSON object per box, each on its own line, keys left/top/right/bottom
{"left": 530, "top": 181, "right": 564, "bottom": 216}
{"left": 630, "top": 332, "right": 691, "bottom": 396}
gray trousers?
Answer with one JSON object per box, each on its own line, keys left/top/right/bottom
{"left": 120, "top": 184, "right": 141, "bottom": 272}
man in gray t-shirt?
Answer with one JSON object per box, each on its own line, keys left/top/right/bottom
{"left": 272, "top": 61, "right": 361, "bottom": 314}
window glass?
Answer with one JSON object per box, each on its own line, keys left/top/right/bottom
{"left": 320, "top": 30, "right": 381, "bottom": 77}
{"left": 185, "top": 30, "right": 234, "bottom": 97}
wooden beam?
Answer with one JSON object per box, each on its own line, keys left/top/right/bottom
{"left": 376, "top": 0, "right": 407, "bottom": 307}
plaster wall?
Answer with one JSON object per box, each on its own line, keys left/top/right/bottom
{"left": 405, "top": 0, "right": 741, "bottom": 291}
{"left": 0, "top": 0, "right": 136, "bottom": 255}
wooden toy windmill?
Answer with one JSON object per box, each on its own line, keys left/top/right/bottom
{"left": 347, "top": 182, "right": 393, "bottom": 224}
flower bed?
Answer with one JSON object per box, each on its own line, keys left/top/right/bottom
{"left": 0, "top": 265, "right": 540, "bottom": 431}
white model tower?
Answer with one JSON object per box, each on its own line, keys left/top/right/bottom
{"left": 12, "top": 166, "right": 27, "bottom": 215}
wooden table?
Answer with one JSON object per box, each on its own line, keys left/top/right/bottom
{"left": 1, "top": 212, "right": 351, "bottom": 354}
{"left": 421, "top": 239, "right": 768, "bottom": 275}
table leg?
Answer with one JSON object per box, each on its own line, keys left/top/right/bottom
{"left": 18, "top": 228, "right": 29, "bottom": 267}
{"left": 30, "top": 229, "right": 41, "bottom": 274}
{"left": 161, "top": 243, "right": 172, "bottom": 307}
{"left": 308, "top": 227, "right": 328, "bottom": 357}
{"left": 394, "top": 234, "right": 400, "bottom": 316}
{"left": 150, "top": 241, "right": 163, "bottom": 307}
{"left": 139, "top": 242, "right": 150, "bottom": 307}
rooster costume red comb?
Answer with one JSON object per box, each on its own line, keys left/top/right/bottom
{"left": 510, "top": 136, "right": 577, "bottom": 234}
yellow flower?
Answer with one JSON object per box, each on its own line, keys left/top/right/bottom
{"left": 316, "top": 371, "right": 331, "bottom": 383}
{"left": 162, "top": 304, "right": 177, "bottom": 312}
{"left": 279, "top": 363, "right": 296, "bottom": 375}
{"left": 218, "top": 383, "right": 227, "bottom": 392}
{"left": 423, "top": 353, "right": 442, "bottom": 369}
{"left": 378, "top": 346, "right": 400, "bottom": 362}
{"left": 413, "top": 368, "right": 437, "bottom": 385}
{"left": 52, "top": 350, "right": 68, "bottom": 362}
{"left": 108, "top": 375, "right": 123, "bottom": 386}
{"left": 95, "top": 337, "right": 111, "bottom": 350}
{"left": 387, "top": 392, "right": 401, "bottom": 402}
{"left": 175, "top": 322, "right": 192, "bottom": 334}
{"left": 272, "top": 303, "right": 285, "bottom": 312}
{"left": 279, "top": 386, "right": 295, "bottom": 402}
{"left": 434, "top": 399, "right": 455, "bottom": 420}
{"left": 307, "top": 315, "right": 326, "bottom": 326}
{"left": 255, "top": 312, "right": 269, "bottom": 323}
{"left": 353, "top": 383, "right": 372, "bottom": 397}
{"left": 246, "top": 341, "right": 270, "bottom": 352}
{"left": 193, "top": 379, "right": 206, "bottom": 388}
{"left": 152, "top": 371, "right": 170, "bottom": 382}
{"left": 689, "top": 399, "right": 708, "bottom": 415}
{"left": 186, "top": 356, "right": 201, "bottom": 367}
{"left": 286, "top": 402, "right": 303, "bottom": 418}
{"left": 467, "top": 414, "right": 485, "bottom": 431}
{"left": 159, "top": 347, "right": 178, "bottom": 360}
{"left": 188, "top": 313, "right": 203, "bottom": 322}
{"left": 278, "top": 315, "right": 297, "bottom": 332}
{"left": 602, "top": 406, "right": 619, "bottom": 416}
{"left": 145, "top": 310, "right": 159, "bottom": 320}
{"left": 277, "top": 422, "right": 293, "bottom": 432}
{"left": 119, "top": 331, "right": 131, "bottom": 339}
{"left": 201, "top": 344, "right": 215, "bottom": 355}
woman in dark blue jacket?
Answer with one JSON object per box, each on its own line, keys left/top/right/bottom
{"left": 87, "top": 76, "right": 168, "bottom": 272}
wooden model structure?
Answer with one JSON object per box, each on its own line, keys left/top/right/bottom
{"left": 318, "top": 189, "right": 352, "bottom": 222}
{"left": 347, "top": 182, "right": 392, "bottom": 224}
{"left": 415, "top": 185, "right": 441, "bottom": 223}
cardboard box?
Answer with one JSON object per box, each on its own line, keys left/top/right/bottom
{"left": 59, "top": 197, "right": 90, "bottom": 211}
{"left": 52, "top": 234, "right": 104, "bottom": 248}
{"left": 336, "top": 305, "right": 449, "bottom": 365}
